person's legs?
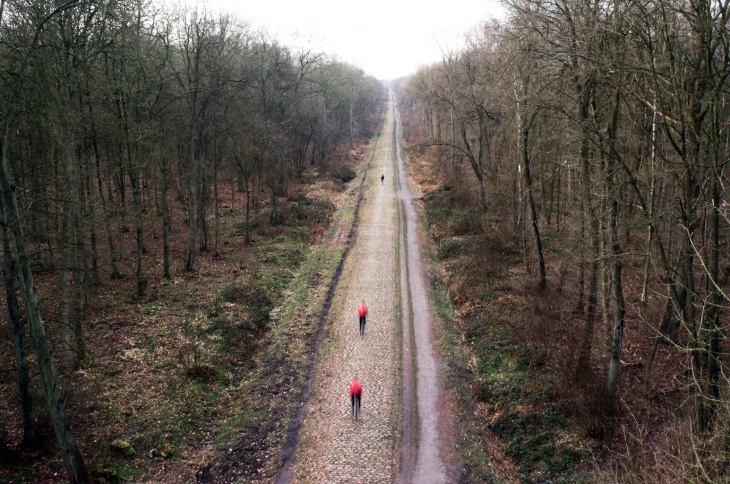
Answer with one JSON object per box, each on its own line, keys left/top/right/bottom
{"left": 355, "top": 394, "right": 361, "bottom": 420}
{"left": 351, "top": 394, "right": 355, "bottom": 420}
{"left": 359, "top": 316, "right": 366, "bottom": 336}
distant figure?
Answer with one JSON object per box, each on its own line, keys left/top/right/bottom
{"left": 350, "top": 378, "right": 362, "bottom": 421}
{"left": 358, "top": 300, "right": 368, "bottom": 336}
{"left": 380, "top": 173, "right": 384, "bottom": 184}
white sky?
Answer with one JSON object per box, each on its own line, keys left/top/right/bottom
{"left": 206, "top": 0, "right": 506, "bottom": 80}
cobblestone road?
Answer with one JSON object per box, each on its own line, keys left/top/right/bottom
{"left": 289, "top": 100, "right": 400, "bottom": 483}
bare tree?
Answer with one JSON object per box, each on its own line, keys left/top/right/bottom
{"left": 0, "top": 203, "right": 37, "bottom": 448}
{"left": 1, "top": 121, "right": 90, "bottom": 483}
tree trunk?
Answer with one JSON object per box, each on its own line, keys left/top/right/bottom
{"left": 0, "top": 214, "right": 37, "bottom": 448}
{"left": 459, "top": 124, "right": 487, "bottom": 212}
{"left": 606, "top": 89, "right": 626, "bottom": 402}
{"left": 575, "top": 81, "right": 600, "bottom": 374}
{"left": 640, "top": 104, "right": 658, "bottom": 304}
{"left": 521, "top": 125, "right": 547, "bottom": 289}
{"left": 230, "top": 175, "right": 235, "bottom": 212}
{"left": 658, "top": 248, "right": 688, "bottom": 343}
{"left": 84, "top": 167, "right": 98, "bottom": 282}
{"left": 158, "top": 143, "right": 171, "bottom": 280}
{"left": 705, "top": 170, "right": 723, "bottom": 428}
{"left": 575, "top": 214, "right": 586, "bottom": 314}
{"left": 186, "top": 132, "right": 196, "bottom": 271}
{"left": 90, "top": 118, "right": 119, "bottom": 278}
{"left": 58, "top": 211, "right": 73, "bottom": 371}
{"left": 556, "top": 166, "right": 562, "bottom": 230}
{"left": 128, "top": 165, "right": 145, "bottom": 297}
{"left": 704, "top": 94, "right": 725, "bottom": 429}
{"left": 606, "top": 229, "right": 625, "bottom": 400}
{"left": 600, "top": 215, "right": 611, "bottom": 345}
{"left": 245, "top": 175, "right": 251, "bottom": 244}
{"left": 213, "top": 146, "right": 221, "bottom": 257}
{"left": 198, "top": 151, "right": 208, "bottom": 252}
{"left": 268, "top": 185, "right": 277, "bottom": 226}
{"left": 113, "top": 153, "right": 125, "bottom": 269}
{"left": 66, "top": 142, "right": 85, "bottom": 365}
{"left": 0, "top": 123, "right": 90, "bottom": 483}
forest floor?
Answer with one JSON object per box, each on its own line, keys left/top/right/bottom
{"left": 0, "top": 132, "right": 375, "bottom": 481}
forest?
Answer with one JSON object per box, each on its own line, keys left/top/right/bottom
{"left": 2, "top": 0, "right": 730, "bottom": 481}
{"left": 0, "top": 0, "right": 385, "bottom": 481}
{"left": 395, "top": 0, "right": 730, "bottom": 480}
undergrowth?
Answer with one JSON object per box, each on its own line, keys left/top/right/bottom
{"left": 422, "top": 182, "right": 592, "bottom": 482}
{"left": 0, "top": 164, "right": 349, "bottom": 482}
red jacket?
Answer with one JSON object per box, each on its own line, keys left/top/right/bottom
{"left": 350, "top": 379, "right": 362, "bottom": 397}
{"left": 358, "top": 303, "right": 368, "bottom": 318}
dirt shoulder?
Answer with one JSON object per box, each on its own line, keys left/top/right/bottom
{"left": 394, "top": 102, "right": 455, "bottom": 482}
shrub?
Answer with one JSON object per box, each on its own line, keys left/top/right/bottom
{"left": 332, "top": 165, "right": 356, "bottom": 183}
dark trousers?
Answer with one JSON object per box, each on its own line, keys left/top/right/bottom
{"left": 359, "top": 315, "right": 366, "bottom": 335}
{"left": 351, "top": 394, "right": 361, "bottom": 420}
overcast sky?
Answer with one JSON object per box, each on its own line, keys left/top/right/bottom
{"left": 206, "top": 0, "right": 506, "bottom": 80}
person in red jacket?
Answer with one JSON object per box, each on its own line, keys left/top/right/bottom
{"left": 350, "top": 378, "right": 362, "bottom": 421}
{"left": 357, "top": 300, "right": 368, "bottom": 336}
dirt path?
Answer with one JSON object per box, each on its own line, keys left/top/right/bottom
{"left": 282, "top": 94, "right": 452, "bottom": 483}
{"left": 394, "top": 103, "right": 451, "bottom": 483}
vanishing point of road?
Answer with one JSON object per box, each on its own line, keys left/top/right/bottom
{"left": 281, "top": 93, "right": 452, "bottom": 483}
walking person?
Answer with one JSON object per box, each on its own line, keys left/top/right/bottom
{"left": 358, "top": 300, "right": 368, "bottom": 336}
{"left": 380, "top": 173, "right": 384, "bottom": 184}
{"left": 350, "top": 378, "right": 362, "bottom": 421}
